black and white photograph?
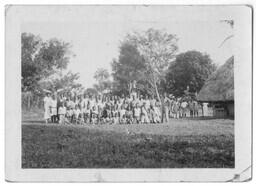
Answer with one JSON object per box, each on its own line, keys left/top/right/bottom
{"left": 5, "top": 4, "right": 252, "bottom": 182}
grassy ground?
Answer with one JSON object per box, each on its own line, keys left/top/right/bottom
{"left": 22, "top": 118, "right": 234, "bottom": 168}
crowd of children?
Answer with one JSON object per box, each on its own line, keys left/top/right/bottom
{"left": 43, "top": 92, "right": 202, "bottom": 125}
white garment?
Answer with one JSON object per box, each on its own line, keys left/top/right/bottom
{"left": 67, "top": 100, "right": 75, "bottom": 109}
{"left": 181, "top": 101, "right": 188, "bottom": 108}
{"left": 74, "top": 109, "right": 81, "bottom": 118}
{"left": 43, "top": 96, "right": 51, "bottom": 119}
{"left": 120, "top": 109, "right": 126, "bottom": 118}
{"left": 88, "top": 99, "right": 95, "bottom": 109}
{"left": 203, "top": 103, "right": 209, "bottom": 116}
{"left": 144, "top": 99, "right": 150, "bottom": 110}
{"left": 58, "top": 106, "right": 67, "bottom": 115}
{"left": 150, "top": 99, "right": 156, "bottom": 106}
{"left": 134, "top": 107, "right": 141, "bottom": 117}
{"left": 141, "top": 107, "right": 149, "bottom": 123}
{"left": 51, "top": 99, "right": 57, "bottom": 116}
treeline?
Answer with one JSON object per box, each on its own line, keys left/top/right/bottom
{"left": 22, "top": 28, "right": 217, "bottom": 109}
{"left": 93, "top": 28, "right": 216, "bottom": 99}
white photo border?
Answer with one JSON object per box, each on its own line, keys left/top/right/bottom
{"left": 5, "top": 4, "right": 252, "bottom": 182}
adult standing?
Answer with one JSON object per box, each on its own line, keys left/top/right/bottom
{"left": 43, "top": 92, "right": 51, "bottom": 123}
{"left": 50, "top": 94, "right": 58, "bottom": 123}
{"left": 163, "top": 93, "right": 171, "bottom": 123}
{"left": 180, "top": 99, "right": 188, "bottom": 118}
{"left": 202, "top": 102, "right": 209, "bottom": 117}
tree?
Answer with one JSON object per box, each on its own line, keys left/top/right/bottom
{"left": 126, "top": 28, "right": 178, "bottom": 101}
{"left": 165, "top": 50, "right": 216, "bottom": 96}
{"left": 84, "top": 88, "right": 98, "bottom": 95}
{"left": 22, "top": 32, "right": 73, "bottom": 92}
{"left": 111, "top": 41, "right": 147, "bottom": 96}
{"left": 93, "top": 68, "right": 112, "bottom": 94}
{"left": 22, "top": 33, "right": 42, "bottom": 91}
{"left": 38, "top": 71, "right": 82, "bottom": 93}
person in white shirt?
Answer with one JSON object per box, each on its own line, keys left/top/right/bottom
{"left": 203, "top": 102, "right": 209, "bottom": 117}
{"left": 144, "top": 95, "right": 151, "bottom": 111}
{"left": 43, "top": 93, "right": 51, "bottom": 124}
{"left": 58, "top": 102, "right": 67, "bottom": 124}
{"left": 74, "top": 105, "right": 82, "bottom": 124}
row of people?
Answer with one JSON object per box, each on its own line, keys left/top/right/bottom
{"left": 43, "top": 92, "right": 203, "bottom": 124}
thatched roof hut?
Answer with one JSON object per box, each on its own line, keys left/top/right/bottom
{"left": 197, "top": 56, "right": 234, "bottom": 102}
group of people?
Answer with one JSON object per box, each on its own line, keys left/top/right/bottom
{"left": 43, "top": 91, "right": 202, "bottom": 125}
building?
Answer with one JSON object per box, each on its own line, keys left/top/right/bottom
{"left": 197, "top": 56, "right": 234, "bottom": 118}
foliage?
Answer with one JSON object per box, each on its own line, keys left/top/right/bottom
{"left": 84, "top": 87, "right": 98, "bottom": 95}
{"left": 111, "top": 41, "right": 148, "bottom": 95}
{"left": 125, "top": 28, "right": 178, "bottom": 100}
{"left": 22, "top": 32, "right": 73, "bottom": 92}
{"left": 38, "top": 71, "right": 82, "bottom": 93}
{"left": 93, "top": 68, "right": 112, "bottom": 94}
{"left": 165, "top": 51, "right": 216, "bottom": 96}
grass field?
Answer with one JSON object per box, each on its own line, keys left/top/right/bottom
{"left": 22, "top": 112, "right": 234, "bottom": 168}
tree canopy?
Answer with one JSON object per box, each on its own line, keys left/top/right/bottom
{"left": 113, "top": 28, "right": 178, "bottom": 100}
{"left": 111, "top": 41, "right": 147, "bottom": 95}
{"left": 93, "top": 68, "right": 112, "bottom": 94}
{"left": 165, "top": 50, "right": 216, "bottom": 96}
{"left": 22, "top": 32, "right": 73, "bottom": 93}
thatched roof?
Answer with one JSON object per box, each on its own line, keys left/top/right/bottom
{"left": 197, "top": 56, "right": 234, "bottom": 102}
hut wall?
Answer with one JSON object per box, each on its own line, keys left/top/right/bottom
{"left": 227, "top": 102, "right": 234, "bottom": 117}
{"left": 213, "top": 104, "right": 227, "bottom": 118}
{"left": 212, "top": 102, "right": 234, "bottom": 118}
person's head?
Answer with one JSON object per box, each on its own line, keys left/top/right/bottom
{"left": 139, "top": 95, "right": 143, "bottom": 100}
{"left": 46, "top": 92, "right": 51, "bottom": 97}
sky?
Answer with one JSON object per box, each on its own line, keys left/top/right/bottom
{"left": 22, "top": 6, "right": 234, "bottom": 88}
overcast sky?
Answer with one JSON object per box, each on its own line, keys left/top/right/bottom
{"left": 22, "top": 6, "right": 234, "bottom": 88}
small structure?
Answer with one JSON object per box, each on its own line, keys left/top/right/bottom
{"left": 197, "top": 56, "right": 234, "bottom": 118}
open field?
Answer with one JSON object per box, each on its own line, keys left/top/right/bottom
{"left": 22, "top": 113, "right": 234, "bottom": 168}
